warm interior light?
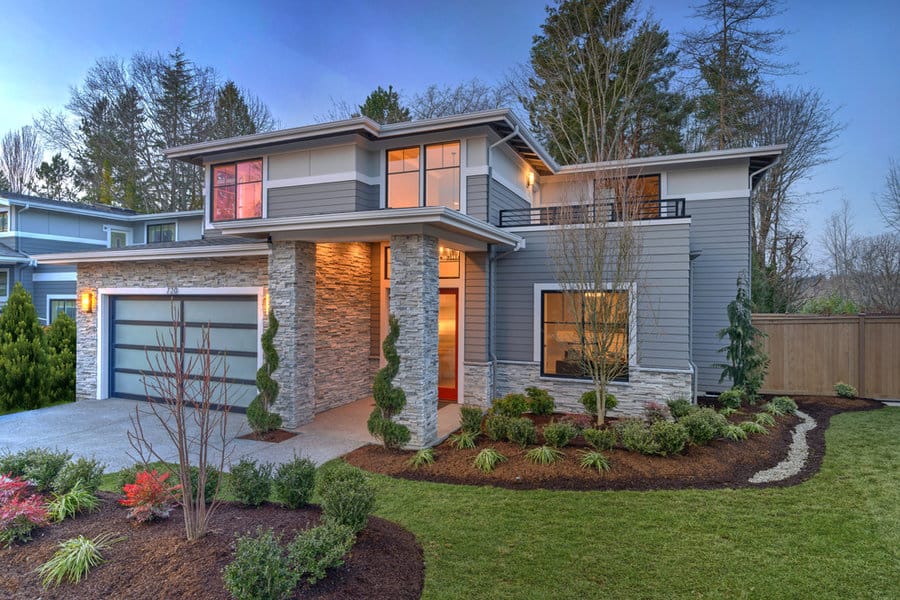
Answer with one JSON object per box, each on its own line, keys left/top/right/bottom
{"left": 527, "top": 171, "right": 535, "bottom": 188}
{"left": 80, "top": 291, "right": 95, "bottom": 313}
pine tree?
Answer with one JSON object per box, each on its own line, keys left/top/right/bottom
{"left": 367, "top": 315, "right": 411, "bottom": 449}
{"left": 0, "top": 170, "right": 9, "bottom": 192}
{"left": 46, "top": 312, "right": 76, "bottom": 405}
{"left": 34, "top": 153, "right": 77, "bottom": 200}
{"left": 213, "top": 81, "right": 257, "bottom": 139}
{"left": 246, "top": 309, "right": 283, "bottom": 435}
{"left": 357, "top": 85, "right": 410, "bottom": 124}
{"left": 0, "top": 283, "right": 49, "bottom": 412}
{"left": 716, "top": 276, "right": 770, "bottom": 401}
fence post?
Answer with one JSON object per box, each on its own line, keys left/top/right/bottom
{"left": 857, "top": 313, "right": 866, "bottom": 398}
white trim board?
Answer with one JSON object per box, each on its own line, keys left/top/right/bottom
{"left": 266, "top": 171, "right": 380, "bottom": 189}
{"left": 0, "top": 231, "right": 107, "bottom": 246}
{"left": 45, "top": 294, "right": 76, "bottom": 324}
{"left": 33, "top": 271, "right": 77, "bottom": 282}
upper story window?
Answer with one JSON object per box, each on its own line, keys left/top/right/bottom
{"left": 212, "top": 159, "right": 263, "bottom": 222}
{"left": 386, "top": 141, "right": 460, "bottom": 210}
{"left": 0, "top": 211, "right": 8, "bottom": 232}
{"left": 147, "top": 223, "right": 176, "bottom": 243}
{"left": 597, "top": 174, "right": 661, "bottom": 220}
{"left": 0, "top": 270, "right": 9, "bottom": 301}
{"left": 108, "top": 229, "right": 129, "bottom": 248}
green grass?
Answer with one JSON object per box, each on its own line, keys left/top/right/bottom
{"left": 99, "top": 410, "right": 900, "bottom": 599}
{"left": 0, "top": 398, "right": 74, "bottom": 417}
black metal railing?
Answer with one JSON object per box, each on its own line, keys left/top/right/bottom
{"left": 498, "top": 198, "right": 686, "bottom": 227}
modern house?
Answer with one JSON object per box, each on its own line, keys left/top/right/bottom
{"left": 35, "top": 109, "right": 782, "bottom": 448}
{"left": 0, "top": 191, "right": 203, "bottom": 323}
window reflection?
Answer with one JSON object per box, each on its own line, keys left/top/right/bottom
{"left": 212, "top": 159, "right": 262, "bottom": 221}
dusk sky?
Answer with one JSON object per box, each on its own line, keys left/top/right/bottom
{"left": 1, "top": 0, "right": 897, "bottom": 263}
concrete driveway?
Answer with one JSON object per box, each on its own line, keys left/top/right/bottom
{"left": 0, "top": 397, "right": 460, "bottom": 472}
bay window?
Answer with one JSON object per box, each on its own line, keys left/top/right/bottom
{"left": 212, "top": 158, "right": 263, "bottom": 221}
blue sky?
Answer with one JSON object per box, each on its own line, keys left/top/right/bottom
{"left": 0, "top": 0, "right": 897, "bottom": 262}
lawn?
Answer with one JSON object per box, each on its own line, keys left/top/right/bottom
{"left": 365, "top": 407, "right": 900, "bottom": 599}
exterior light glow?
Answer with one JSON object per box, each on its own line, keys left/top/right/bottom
{"left": 80, "top": 290, "right": 95, "bottom": 313}
{"left": 527, "top": 171, "right": 535, "bottom": 188}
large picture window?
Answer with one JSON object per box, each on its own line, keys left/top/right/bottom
{"left": 387, "top": 141, "right": 461, "bottom": 210}
{"left": 387, "top": 147, "right": 420, "bottom": 208}
{"left": 541, "top": 290, "right": 629, "bottom": 380}
{"left": 146, "top": 223, "right": 175, "bottom": 243}
{"left": 425, "top": 141, "right": 460, "bottom": 210}
{"left": 212, "top": 158, "right": 263, "bottom": 221}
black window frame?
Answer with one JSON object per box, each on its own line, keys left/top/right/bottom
{"left": 146, "top": 222, "right": 176, "bottom": 244}
{"left": 539, "top": 289, "right": 630, "bottom": 382}
{"left": 0, "top": 211, "right": 8, "bottom": 233}
{"left": 424, "top": 140, "right": 461, "bottom": 210}
{"left": 386, "top": 141, "right": 461, "bottom": 210}
{"left": 209, "top": 158, "right": 264, "bottom": 223}
{"left": 385, "top": 146, "right": 421, "bottom": 209}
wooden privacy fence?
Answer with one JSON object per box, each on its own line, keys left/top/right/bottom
{"left": 753, "top": 313, "right": 900, "bottom": 400}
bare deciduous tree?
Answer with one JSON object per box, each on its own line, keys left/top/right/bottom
{"left": 849, "top": 233, "right": 900, "bottom": 313}
{"left": 127, "top": 307, "right": 234, "bottom": 541}
{"left": 0, "top": 126, "right": 43, "bottom": 194}
{"left": 409, "top": 79, "right": 515, "bottom": 120}
{"left": 822, "top": 197, "right": 854, "bottom": 297}
{"left": 876, "top": 158, "right": 900, "bottom": 233}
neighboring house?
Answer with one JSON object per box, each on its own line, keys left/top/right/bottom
{"left": 0, "top": 192, "right": 204, "bottom": 323}
{"left": 35, "top": 109, "right": 782, "bottom": 448}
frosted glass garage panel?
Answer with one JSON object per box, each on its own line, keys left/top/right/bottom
{"left": 113, "top": 347, "right": 170, "bottom": 371}
{"left": 113, "top": 324, "right": 176, "bottom": 348}
{"left": 115, "top": 299, "right": 180, "bottom": 322}
{"left": 184, "top": 353, "right": 258, "bottom": 382}
{"left": 221, "top": 383, "right": 257, "bottom": 408}
{"left": 113, "top": 372, "right": 153, "bottom": 397}
{"left": 183, "top": 299, "right": 257, "bottom": 325}
{"left": 183, "top": 326, "right": 257, "bottom": 354}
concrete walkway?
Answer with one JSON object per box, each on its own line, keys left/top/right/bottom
{"left": 0, "top": 397, "right": 461, "bottom": 472}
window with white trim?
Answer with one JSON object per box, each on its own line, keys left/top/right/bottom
{"left": 49, "top": 297, "right": 76, "bottom": 323}
{"left": 108, "top": 228, "right": 130, "bottom": 248}
{"left": 0, "top": 270, "right": 9, "bottom": 300}
{"left": 540, "top": 289, "right": 629, "bottom": 380}
{"left": 0, "top": 211, "right": 8, "bottom": 232}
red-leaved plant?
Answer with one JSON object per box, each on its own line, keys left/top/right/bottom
{"left": 0, "top": 473, "right": 49, "bottom": 547}
{"left": 119, "top": 470, "right": 181, "bottom": 523}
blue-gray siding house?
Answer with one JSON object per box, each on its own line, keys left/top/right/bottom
{"left": 35, "top": 109, "right": 783, "bottom": 448}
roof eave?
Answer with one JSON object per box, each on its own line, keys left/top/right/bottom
{"left": 32, "top": 243, "right": 272, "bottom": 265}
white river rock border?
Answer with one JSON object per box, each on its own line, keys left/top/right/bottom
{"left": 749, "top": 409, "right": 817, "bottom": 484}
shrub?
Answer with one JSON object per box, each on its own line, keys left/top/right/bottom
{"left": 649, "top": 420, "right": 689, "bottom": 456}
{"left": 473, "top": 448, "right": 506, "bottom": 473}
{"left": 681, "top": 408, "right": 728, "bottom": 446}
{"left": 449, "top": 431, "right": 477, "bottom": 450}
{"left": 51, "top": 457, "right": 105, "bottom": 495}
{"left": 19, "top": 448, "right": 72, "bottom": 492}
{"left": 368, "top": 315, "right": 411, "bottom": 449}
{"left": 505, "top": 417, "right": 537, "bottom": 447}
{"left": 833, "top": 382, "right": 857, "bottom": 398}
{"left": 229, "top": 459, "right": 273, "bottom": 507}
{"left": 578, "top": 450, "right": 611, "bottom": 472}
{"left": 723, "top": 424, "right": 748, "bottom": 441}
{"left": 47, "top": 482, "right": 100, "bottom": 522}
{"left": 667, "top": 397, "right": 695, "bottom": 420}
{"left": 46, "top": 312, "right": 76, "bottom": 406}
{"left": 408, "top": 448, "right": 435, "bottom": 469}
{"left": 484, "top": 415, "right": 511, "bottom": 441}
{"left": 272, "top": 456, "right": 316, "bottom": 510}
{"left": 0, "top": 283, "right": 49, "bottom": 412}
{"left": 616, "top": 420, "right": 660, "bottom": 455}
{"left": 580, "top": 390, "right": 618, "bottom": 416}
{"left": 319, "top": 468, "right": 374, "bottom": 534}
{"left": 582, "top": 428, "right": 617, "bottom": 451}
{"left": 717, "top": 388, "right": 744, "bottom": 410}
{"left": 764, "top": 402, "right": 787, "bottom": 416}
{"left": 719, "top": 407, "right": 738, "bottom": 417}
{"left": 490, "top": 393, "right": 529, "bottom": 418}
{"left": 643, "top": 401, "right": 670, "bottom": 423}
{"left": 525, "top": 387, "right": 555, "bottom": 416}
{"left": 542, "top": 421, "right": 578, "bottom": 448}
{"left": 247, "top": 310, "right": 284, "bottom": 435}
{"left": 802, "top": 293, "right": 859, "bottom": 315}
{"left": 288, "top": 522, "right": 356, "bottom": 585}
{"left": 770, "top": 396, "right": 798, "bottom": 414}
{"left": 525, "top": 445, "right": 564, "bottom": 465}
{"left": 754, "top": 412, "right": 776, "bottom": 427}
{"left": 37, "top": 533, "right": 123, "bottom": 588}
{"left": 114, "top": 463, "right": 142, "bottom": 494}
{"left": 740, "top": 421, "right": 768, "bottom": 435}
{"left": 183, "top": 464, "right": 221, "bottom": 504}
{"left": 119, "top": 469, "right": 180, "bottom": 522}
{"left": 223, "top": 527, "right": 297, "bottom": 600}
{"left": 0, "top": 474, "right": 49, "bottom": 546}
{"left": 459, "top": 405, "right": 484, "bottom": 435}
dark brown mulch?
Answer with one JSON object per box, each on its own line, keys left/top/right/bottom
{"left": 345, "top": 396, "right": 884, "bottom": 492}
{"left": 0, "top": 495, "right": 423, "bottom": 600}
{"left": 237, "top": 428, "right": 298, "bottom": 443}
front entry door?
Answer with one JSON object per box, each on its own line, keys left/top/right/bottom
{"left": 438, "top": 288, "right": 458, "bottom": 401}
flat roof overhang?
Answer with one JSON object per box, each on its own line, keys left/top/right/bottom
{"left": 212, "top": 207, "right": 525, "bottom": 252}
{"left": 33, "top": 242, "right": 272, "bottom": 265}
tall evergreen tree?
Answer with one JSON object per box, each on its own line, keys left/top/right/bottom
{"left": 0, "top": 283, "right": 48, "bottom": 412}
{"left": 46, "top": 312, "right": 76, "bottom": 405}
{"left": 357, "top": 85, "right": 410, "bottom": 124}
{"left": 213, "top": 81, "right": 257, "bottom": 139}
{"left": 34, "top": 153, "right": 77, "bottom": 200}
{"left": 0, "top": 170, "right": 9, "bottom": 192}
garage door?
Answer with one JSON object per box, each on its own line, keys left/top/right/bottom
{"left": 110, "top": 295, "right": 259, "bottom": 409}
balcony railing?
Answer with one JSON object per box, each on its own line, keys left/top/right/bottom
{"left": 498, "top": 198, "right": 686, "bottom": 228}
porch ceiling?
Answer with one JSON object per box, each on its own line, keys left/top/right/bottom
{"left": 214, "top": 207, "right": 524, "bottom": 252}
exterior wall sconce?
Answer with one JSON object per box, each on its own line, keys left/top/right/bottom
{"left": 263, "top": 290, "right": 270, "bottom": 315}
{"left": 526, "top": 171, "right": 535, "bottom": 189}
{"left": 80, "top": 290, "right": 96, "bottom": 313}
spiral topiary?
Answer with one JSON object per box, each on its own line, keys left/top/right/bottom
{"left": 367, "top": 315, "right": 410, "bottom": 449}
{"left": 246, "top": 309, "right": 283, "bottom": 435}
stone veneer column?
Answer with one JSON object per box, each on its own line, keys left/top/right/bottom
{"left": 268, "top": 241, "right": 316, "bottom": 428}
{"left": 389, "top": 234, "right": 439, "bottom": 448}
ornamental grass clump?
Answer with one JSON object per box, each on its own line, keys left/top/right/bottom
{"left": 408, "top": 448, "right": 435, "bottom": 469}
{"left": 582, "top": 428, "right": 617, "bottom": 451}
{"left": 723, "top": 424, "right": 748, "bottom": 441}
{"left": 525, "top": 387, "right": 555, "bottom": 415}
{"left": 449, "top": 431, "right": 478, "bottom": 450}
{"left": 47, "top": 482, "right": 100, "bottom": 522}
{"left": 37, "top": 533, "right": 124, "bottom": 588}
{"left": 473, "top": 448, "right": 506, "bottom": 473}
{"left": 740, "top": 420, "right": 768, "bottom": 435}
{"left": 755, "top": 412, "right": 776, "bottom": 427}
{"left": 367, "top": 315, "right": 411, "bottom": 449}
{"left": 578, "top": 450, "right": 611, "bottom": 473}
{"left": 542, "top": 421, "right": 578, "bottom": 448}
{"left": 526, "top": 445, "right": 564, "bottom": 465}
{"left": 272, "top": 456, "right": 316, "bottom": 510}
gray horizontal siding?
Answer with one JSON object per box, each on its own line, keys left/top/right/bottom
{"left": 18, "top": 238, "right": 101, "bottom": 254}
{"left": 33, "top": 280, "right": 76, "bottom": 322}
{"left": 466, "top": 176, "right": 489, "bottom": 222}
{"left": 267, "top": 181, "right": 379, "bottom": 218}
{"left": 688, "top": 196, "right": 751, "bottom": 393}
{"left": 494, "top": 222, "right": 691, "bottom": 372}
{"left": 488, "top": 178, "right": 529, "bottom": 226}
{"left": 464, "top": 252, "right": 488, "bottom": 362}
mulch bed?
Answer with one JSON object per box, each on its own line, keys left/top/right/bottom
{"left": 345, "top": 395, "right": 884, "bottom": 492}
{"left": 237, "top": 428, "right": 298, "bottom": 443}
{"left": 0, "top": 495, "right": 424, "bottom": 600}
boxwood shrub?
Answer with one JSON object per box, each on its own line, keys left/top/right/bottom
{"left": 680, "top": 408, "right": 728, "bottom": 446}
{"left": 506, "top": 417, "right": 537, "bottom": 447}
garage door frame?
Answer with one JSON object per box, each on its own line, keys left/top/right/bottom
{"left": 96, "top": 286, "right": 265, "bottom": 408}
